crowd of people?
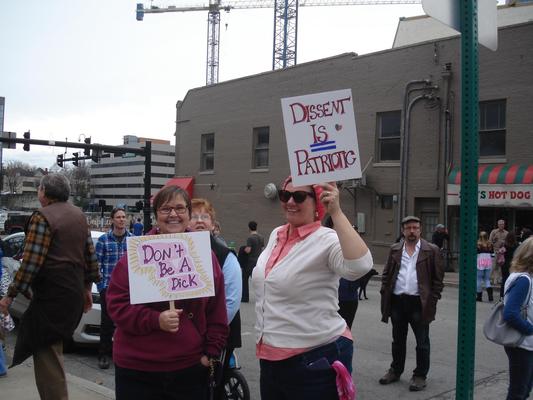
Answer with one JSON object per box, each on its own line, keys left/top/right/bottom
{"left": 0, "top": 173, "right": 531, "bottom": 400}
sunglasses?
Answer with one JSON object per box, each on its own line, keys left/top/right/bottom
{"left": 278, "top": 189, "right": 315, "bottom": 204}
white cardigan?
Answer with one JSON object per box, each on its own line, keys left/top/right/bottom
{"left": 252, "top": 226, "right": 373, "bottom": 348}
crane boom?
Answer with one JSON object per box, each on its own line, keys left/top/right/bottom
{"left": 136, "top": 0, "right": 421, "bottom": 84}
{"left": 141, "top": 0, "right": 419, "bottom": 10}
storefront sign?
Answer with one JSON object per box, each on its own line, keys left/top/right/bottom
{"left": 447, "top": 184, "right": 533, "bottom": 207}
{"left": 127, "top": 231, "right": 214, "bottom": 304}
{"left": 281, "top": 89, "right": 362, "bottom": 186}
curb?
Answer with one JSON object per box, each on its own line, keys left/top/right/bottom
{"left": 67, "top": 373, "right": 115, "bottom": 399}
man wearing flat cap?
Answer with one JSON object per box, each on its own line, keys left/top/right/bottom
{"left": 378, "top": 216, "right": 444, "bottom": 392}
{"left": 431, "top": 224, "right": 449, "bottom": 250}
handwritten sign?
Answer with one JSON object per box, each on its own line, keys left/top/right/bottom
{"left": 281, "top": 89, "right": 362, "bottom": 186}
{"left": 127, "top": 231, "right": 214, "bottom": 304}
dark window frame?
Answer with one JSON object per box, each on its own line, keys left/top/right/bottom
{"left": 376, "top": 111, "right": 401, "bottom": 162}
{"left": 200, "top": 133, "right": 215, "bottom": 172}
{"left": 252, "top": 126, "right": 270, "bottom": 169}
{"left": 479, "top": 99, "right": 506, "bottom": 158}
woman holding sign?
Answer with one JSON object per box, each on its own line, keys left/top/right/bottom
{"left": 252, "top": 176, "right": 373, "bottom": 400}
{"left": 106, "top": 185, "right": 229, "bottom": 400}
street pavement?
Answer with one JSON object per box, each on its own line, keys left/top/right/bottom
{"left": 1, "top": 266, "right": 515, "bottom": 399}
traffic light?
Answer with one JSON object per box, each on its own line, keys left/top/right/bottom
{"left": 136, "top": 3, "right": 144, "bottom": 21}
{"left": 73, "top": 152, "right": 79, "bottom": 167}
{"left": 91, "top": 149, "right": 100, "bottom": 163}
{"left": 84, "top": 137, "right": 91, "bottom": 156}
{"left": 57, "top": 154, "right": 64, "bottom": 168}
{"left": 135, "top": 200, "right": 144, "bottom": 211}
{"left": 23, "top": 131, "right": 30, "bottom": 151}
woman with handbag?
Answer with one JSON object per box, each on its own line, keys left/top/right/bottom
{"left": 502, "top": 237, "right": 533, "bottom": 400}
{"left": 477, "top": 231, "right": 494, "bottom": 302}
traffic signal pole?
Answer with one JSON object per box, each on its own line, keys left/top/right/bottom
{"left": 0, "top": 136, "right": 153, "bottom": 232}
{"left": 0, "top": 136, "right": 145, "bottom": 157}
{"left": 143, "top": 140, "right": 152, "bottom": 233}
{"left": 456, "top": 1, "right": 479, "bottom": 399}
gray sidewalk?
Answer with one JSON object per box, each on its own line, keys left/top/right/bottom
{"left": 0, "top": 355, "right": 511, "bottom": 399}
{"left": 0, "top": 360, "right": 115, "bottom": 400}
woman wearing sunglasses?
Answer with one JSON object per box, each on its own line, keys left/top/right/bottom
{"left": 252, "top": 176, "right": 373, "bottom": 400}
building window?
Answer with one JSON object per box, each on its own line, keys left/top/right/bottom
{"left": 200, "top": 133, "right": 214, "bottom": 171}
{"left": 377, "top": 111, "right": 401, "bottom": 162}
{"left": 479, "top": 100, "right": 506, "bottom": 157}
{"left": 252, "top": 127, "right": 269, "bottom": 169}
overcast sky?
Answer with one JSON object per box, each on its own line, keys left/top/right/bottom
{"left": 2, "top": 1, "right": 433, "bottom": 169}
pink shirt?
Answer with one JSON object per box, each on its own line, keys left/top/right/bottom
{"left": 256, "top": 221, "right": 352, "bottom": 361}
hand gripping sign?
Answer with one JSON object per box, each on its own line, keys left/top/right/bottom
{"left": 281, "top": 88, "right": 362, "bottom": 187}
{"left": 127, "top": 231, "right": 214, "bottom": 305}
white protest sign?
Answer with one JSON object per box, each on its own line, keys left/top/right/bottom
{"left": 281, "top": 89, "right": 362, "bottom": 186}
{"left": 127, "top": 231, "right": 214, "bottom": 304}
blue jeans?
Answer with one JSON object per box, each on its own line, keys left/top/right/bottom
{"left": 390, "top": 294, "right": 431, "bottom": 378}
{"left": 260, "top": 336, "right": 353, "bottom": 400}
{"left": 505, "top": 346, "right": 533, "bottom": 400}
{"left": 477, "top": 268, "right": 492, "bottom": 292}
{"left": 0, "top": 341, "right": 6, "bottom": 375}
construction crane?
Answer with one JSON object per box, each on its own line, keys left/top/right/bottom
{"left": 136, "top": 0, "right": 421, "bottom": 85}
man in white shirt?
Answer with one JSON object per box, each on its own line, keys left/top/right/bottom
{"left": 379, "top": 216, "right": 444, "bottom": 392}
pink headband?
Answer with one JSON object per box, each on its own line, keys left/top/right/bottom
{"left": 281, "top": 176, "right": 325, "bottom": 221}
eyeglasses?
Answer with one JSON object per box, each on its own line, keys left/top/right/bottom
{"left": 278, "top": 189, "right": 314, "bottom": 204}
{"left": 158, "top": 205, "right": 188, "bottom": 215}
{"left": 191, "top": 213, "right": 211, "bottom": 221}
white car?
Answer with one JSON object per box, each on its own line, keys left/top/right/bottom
{"left": 4, "top": 230, "right": 105, "bottom": 346}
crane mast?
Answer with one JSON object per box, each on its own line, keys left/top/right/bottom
{"left": 207, "top": 3, "right": 221, "bottom": 85}
{"left": 136, "top": 0, "right": 421, "bottom": 85}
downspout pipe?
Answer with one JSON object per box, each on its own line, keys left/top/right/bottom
{"left": 441, "top": 64, "right": 453, "bottom": 234}
{"left": 397, "top": 79, "right": 432, "bottom": 238}
{"left": 400, "top": 93, "right": 434, "bottom": 224}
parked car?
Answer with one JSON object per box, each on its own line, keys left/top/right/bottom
{"left": 3, "top": 212, "right": 32, "bottom": 235}
{"left": 0, "top": 210, "right": 8, "bottom": 233}
{"left": 1, "top": 232, "right": 25, "bottom": 259}
{"left": 4, "top": 230, "right": 105, "bottom": 346}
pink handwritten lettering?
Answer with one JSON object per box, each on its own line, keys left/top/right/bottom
{"left": 289, "top": 97, "right": 351, "bottom": 125}
{"left": 142, "top": 244, "right": 172, "bottom": 263}
{"left": 294, "top": 149, "right": 357, "bottom": 176}
{"left": 158, "top": 261, "right": 175, "bottom": 278}
{"left": 311, "top": 124, "right": 329, "bottom": 144}
{"left": 168, "top": 274, "right": 200, "bottom": 291}
{"left": 178, "top": 257, "right": 193, "bottom": 273}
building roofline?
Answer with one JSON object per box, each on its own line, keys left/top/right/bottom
{"left": 396, "top": 2, "right": 533, "bottom": 24}
{"left": 180, "top": 52, "right": 357, "bottom": 103}
{"left": 179, "top": 19, "right": 533, "bottom": 101}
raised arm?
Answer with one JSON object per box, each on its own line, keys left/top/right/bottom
{"left": 317, "top": 182, "right": 369, "bottom": 260}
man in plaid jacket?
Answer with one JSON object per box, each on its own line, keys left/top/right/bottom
{"left": 95, "top": 207, "right": 131, "bottom": 369}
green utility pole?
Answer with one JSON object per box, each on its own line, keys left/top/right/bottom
{"left": 456, "top": 1, "right": 479, "bottom": 399}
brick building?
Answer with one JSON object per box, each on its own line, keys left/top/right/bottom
{"left": 173, "top": 21, "right": 533, "bottom": 264}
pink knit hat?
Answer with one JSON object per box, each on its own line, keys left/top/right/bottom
{"left": 281, "top": 176, "right": 325, "bottom": 221}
